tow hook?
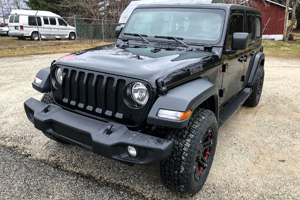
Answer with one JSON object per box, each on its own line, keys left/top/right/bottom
{"left": 106, "top": 125, "right": 114, "bottom": 135}
{"left": 43, "top": 105, "right": 52, "bottom": 113}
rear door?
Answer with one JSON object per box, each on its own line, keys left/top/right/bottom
{"left": 8, "top": 14, "right": 20, "bottom": 32}
{"left": 58, "top": 18, "right": 69, "bottom": 37}
{"left": 243, "top": 13, "right": 262, "bottom": 88}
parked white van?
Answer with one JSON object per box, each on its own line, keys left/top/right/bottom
{"left": 8, "top": 10, "right": 76, "bottom": 40}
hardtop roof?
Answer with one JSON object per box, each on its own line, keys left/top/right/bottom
{"left": 136, "top": 3, "right": 261, "bottom": 14}
{"left": 10, "top": 10, "right": 61, "bottom": 18}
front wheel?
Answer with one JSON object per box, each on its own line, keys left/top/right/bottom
{"left": 68, "top": 32, "right": 76, "bottom": 40}
{"left": 160, "top": 108, "right": 218, "bottom": 195}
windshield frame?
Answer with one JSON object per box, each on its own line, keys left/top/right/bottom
{"left": 121, "top": 7, "right": 226, "bottom": 46}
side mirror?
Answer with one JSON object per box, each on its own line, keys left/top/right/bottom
{"left": 232, "top": 32, "right": 249, "bottom": 50}
{"left": 115, "top": 26, "right": 123, "bottom": 38}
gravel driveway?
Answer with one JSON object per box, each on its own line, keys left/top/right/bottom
{"left": 0, "top": 54, "right": 299, "bottom": 199}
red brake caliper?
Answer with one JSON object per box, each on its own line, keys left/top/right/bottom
{"left": 199, "top": 133, "right": 212, "bottom": 175}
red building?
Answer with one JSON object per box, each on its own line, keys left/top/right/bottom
{"left": 250, "top": 0, "right": 290, "bottom": 40}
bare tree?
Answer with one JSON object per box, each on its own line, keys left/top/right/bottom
{"left": 284, "top": 0, "right": 299, "bottom": 42}
{"left": 0, "top": 0, "right": 24, "bottom": 13}
{"left": 61, "top": 0, "right": 131, "bottom": 21}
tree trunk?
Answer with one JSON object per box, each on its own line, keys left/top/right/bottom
{"left": 284, "top": 0, "right": 298, "bottom": 42}
{"left": 296, "top": 19, "right": 300, "bottom": 29}
{"left": 283, "top": 0, "right": 290, "bottom": 42}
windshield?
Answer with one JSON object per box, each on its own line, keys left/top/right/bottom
{"left": 123, "top": 8, "right": 225, "bottom": 45}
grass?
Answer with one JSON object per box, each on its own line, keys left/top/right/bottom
{"left": 262, "top": 32, "right": 300, "bottom": 58}
{"left": 0, "top": 36, "right": 110, "bottom": 57}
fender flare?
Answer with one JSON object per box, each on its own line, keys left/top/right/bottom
{"left": 32, "top": 67, "right": 51, "bottom": 93}
{"left": 247, "top": 52, "right": 265, "bottom": 87}
{"left": 147, "top": 78, "right": 218, "bottom": 129}
{"left": 68, "top": 31, "right": 77, "bottom": 37}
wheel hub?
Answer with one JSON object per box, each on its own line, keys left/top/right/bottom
{"left": 194, "top": 128, "right": 214, "bottom": 181}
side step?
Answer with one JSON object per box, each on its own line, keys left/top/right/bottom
{"left": 218, "top": 87, "right": 252, "bottom": 127}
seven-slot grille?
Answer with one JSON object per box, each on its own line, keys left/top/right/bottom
{"left": 59, "top": 67, "right": 127, "bottom": 119}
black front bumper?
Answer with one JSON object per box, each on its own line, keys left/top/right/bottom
{"left": 24, "top": 98, "right": 173, "bottom": 164}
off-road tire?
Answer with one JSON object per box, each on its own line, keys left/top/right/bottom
{"left": 160, "top": 108, "right": 218, "bottom": 195}
{"left": 31, "top": 32, "right": 39, "bottom": 41}
{"left": 68, "top": 32, "right": 76, "bottom": 40}
{"left": 41, "top": 92, "right": 69, "bottom": 144}
{"left": 244, "top": 66, "right": 264, "bottom": 107}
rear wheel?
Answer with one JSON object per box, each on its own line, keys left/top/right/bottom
{"left": 160, "top": 108, "right": 218, "bottom": 195}
{"left": 68, "top": 32, "right": 76, "bottom": 40}
{"left": 31, "top": 32, "right": 39, "bottom": 41}
{"left": 41, "top": 92, "right": 69, "bottom": 144}
{"left": 244, "top": 66, "right": 264, "bottom": 107}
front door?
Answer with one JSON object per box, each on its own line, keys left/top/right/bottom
{"left": 58, "top": 18, "right": 69, "bottom": 37}
{"left": 221, "top": 12, "right": 246, "bottom": 105}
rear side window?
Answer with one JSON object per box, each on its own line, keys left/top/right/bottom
{"left": 43, "top": 17, "right": 49, "bottom": 25}
{"left": 58, "top": 18, "right": 67, "bottom": 26}
{"left": 246, "top": 14, "right": 255, "bottom": 43}
{"left": 227, "top": 14, "right": 244, "bottom": 49}
{"left": 9, "top": 15, "right": 14, "bottom": 23}
{"left": 50, "top": 18, "right": 56, "bottom": 25}
{"left": 255, "top": 17, "right": 262, "bottom": 40}
{"left": 28, "top": 16, "right": 42, "bottom": 26}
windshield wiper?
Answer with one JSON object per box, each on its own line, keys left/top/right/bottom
{"left": 124, "top": 33, "right": 150, "bottom": 44}
{"left": 154, "top": 35, "right": 189, "bottom": 48}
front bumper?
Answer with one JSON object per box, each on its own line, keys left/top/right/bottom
{"left": 24, "top": 98, "right": 173, "bottom": 164}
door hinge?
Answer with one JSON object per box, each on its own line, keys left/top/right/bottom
{"left": 220, "top": 63, "right": 228, "bottom": 73}
{"left": 241, "top": 75, "right": 245, "bottom": 82}
{"left": 219, "top": 89, "right": 225, "bottom": 97}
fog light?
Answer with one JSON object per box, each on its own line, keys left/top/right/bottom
{"left": 34, "top": 77, "right": 42, "bottom": 85}
{"left": 127, "top": 146, "right": 137, "bottom": 157}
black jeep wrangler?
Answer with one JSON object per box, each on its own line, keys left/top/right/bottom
{"left": 24, "top": 4, "right": 264, "bottom": 195}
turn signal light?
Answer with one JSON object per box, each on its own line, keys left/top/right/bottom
{"left": 180, "top": 110, "right": 192, "bottom": 121}
{"left": 157, "top": 109, "right": 192, "bottom": 121}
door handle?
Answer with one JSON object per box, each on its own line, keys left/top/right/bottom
{"left": 238, "top": 56, "right": 247, "bottom": 62}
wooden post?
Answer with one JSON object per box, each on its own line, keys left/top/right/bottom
{"left": 283, "top": 0, "right": 290, "bottom": 41}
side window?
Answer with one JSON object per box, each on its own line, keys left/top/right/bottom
{"left": 58, "top": 18, "right": 67, "bottom": 26}
{"left": 43, "top": 17, "right": 49, "bottom": 25}
{"left": 9, "top": 15, "right": 14, "bottom": 23}
{"left": 15, "top": 15, "right": 20, "bottom": 23}
{"left": 226, "top": 14, "right": 243, "bottom": 49}
{"left": 246, "top": 14, "right": 255, "bottom": 43}
{"left": 255, "top": 17, "right": 262, "bottom": 40}
{"left": 50, "top": 18, "right": 56, "bottom": 25}
{"left": 28, "top": 16, "right": 42, "bottom": 26}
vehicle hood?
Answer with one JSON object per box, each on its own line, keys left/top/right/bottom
{"left": 53, "top": 44, "right": 219, "bottom": 92}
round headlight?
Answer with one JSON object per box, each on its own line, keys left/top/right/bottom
{"left": 55, "top": 67, "right": 63, "bottom": 85}
{"left": 131, "top": 82, "right": 149, "bottom": 105}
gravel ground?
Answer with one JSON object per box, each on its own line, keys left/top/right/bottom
{"left": 0, "top": 146, "right": 143, "bottom": 200}
{"left": 0, "top": 54, "right": 299, "bottom": 199}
